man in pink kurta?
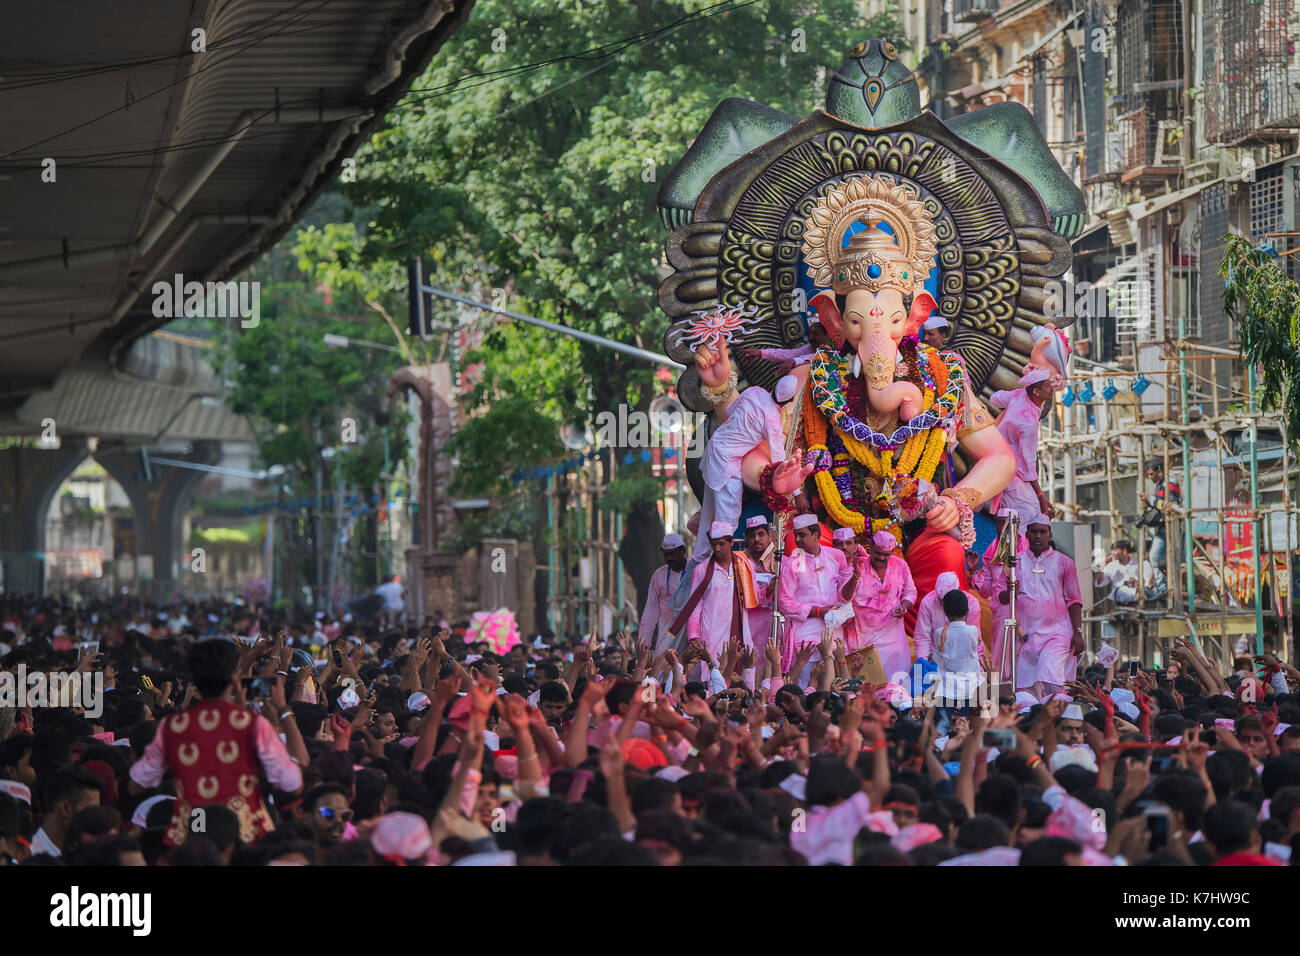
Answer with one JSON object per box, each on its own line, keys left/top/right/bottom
{"left": 830, "top": 527, "right": 866, "bottom": 648}
{"left": 913, "top": 571, "right": 981, "bottom": 662}
{"left": 842, "top": 530, "right": 917, "bottom": 685}
{"left": 683, "top": 522, "right": 760, "bottom": 662}
{"left": 743, "top": 515, "right": 778, "bottom": 657}
{"left": 693, "top": 378, "right": 795, "bottom": 562}
{"left": 778, "top": 514, "right": 851, "bottom": 684}
{"left": 1011, "top": 514, "right": 1083, "bottom": 694}
{"left": 638, "top": 534, "right": 689, "bottom": 654}
{"left": 989, "top": 369, "right": 1054, "bottom": 524}
{"left": 972, "top": 507, "right": 1029, "bottom": 680}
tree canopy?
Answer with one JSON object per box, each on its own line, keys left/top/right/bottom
{"left": 333, "top": 0, "right": 906, "bottom": 598}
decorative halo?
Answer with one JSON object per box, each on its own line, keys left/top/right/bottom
{"left": 801, "top": 176, "right": 938, "bottom": 288}
{"left": 674, "top": 301, "right": 762, "bottom": 351}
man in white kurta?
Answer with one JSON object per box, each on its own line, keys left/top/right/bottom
{"left": 778, "top": 514, "right": 851, "bottom": 684}
{"left": 693, "top": 377, "right": 795, "bottom": 561}
{"left": 913, "top": 570, "right": 982, "bottom": 663}
{"left": 1011, "top": 514, "right": 1084, "bottom": 695}
{"left": 638, "top": 533, "right": 690, "bottom": 654}
{"left": 683, "top": 522, "right": 762, "bottom": 662}
{"left": 841, "top": 530, "right": 917, "bottom": 685}
{"left": 988, "top": 368, "right": 1054, "bottom": 525}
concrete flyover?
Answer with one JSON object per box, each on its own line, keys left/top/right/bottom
{"left": 0, "top": 0, "right": 477, "bottom": 593}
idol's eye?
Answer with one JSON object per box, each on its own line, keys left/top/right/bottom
{"left": 883, "top": 42, "right": 898, "bottom": 59}
{"left": 852, "top": 42, "right": 866, "bottom": 56}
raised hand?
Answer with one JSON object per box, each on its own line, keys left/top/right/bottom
{"left": 580, "top": 677, "right": 615, "bottom": 708}
{"left": 763, "top": 638, "right": 781, "bottom": 670}
{"left": 598, "top": 739, "right": 626, "bottom": 782}
{"left": 681, "top": 695, "right": 715, "bottom": 722}
{"left": 269, "top": 672, "right": 288, "bottom": 712}
{"left": 694, "top": 341, "right": 731, "bottom": 389}
{"left": 1065, "top": 680, "right": 1100, "bottom": 704}
{"left": 1043, "top": 697, "right": 1067, "bottom": 723}
{"left": 468, "top": 674, "right": 495, "bottom": 718}
{"left": 771, "top": 457, "right": 816, "bottom": 496}
{"left": 501, "top": 693, "right": 530, "bottom": 734}
{"left": 841, "top": 694, "right": 865, "bottom": 737}
{"left": 721, "top": 636, "right": 741, "bottom": 677}
{"left": 1261, "top": 701, "right": 1280, "bottom": 737}
{"left": 433, "top": 674, "right": 460, "bottom": 705}
{"left": 328, "top": 713, "right": 353, "bottom": 751}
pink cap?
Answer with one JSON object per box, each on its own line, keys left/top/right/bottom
{"left": 1018, "top": 367, "right": 1052, "bottom": 388}
{"left": 0, "top": 779, "right": 31, "bottom": 805}
{"left": 872, "top": 530, "right": 897, "bottom": 551}
{"left": 1046, "top": 795, "right": 1106, "bottom": 851}
{"left": 775, "top": 375, "right": 799, "bottom": 402}
{"left": 709, "top": 520, "right": 733, "bottom": 539}
{"left": 934, "top": 571, "right": 960, "bottom": 597}
{"left": 1027, "top": 513, "right": 1052, "bottom": 527}
{"left": 832, "top": 527, "right": 856, "bottom": 542}
{"left": 864, "top": 811, "right": 900, "bottom": 836}
{"left": 792, "top": 514, "right": 819, "bottom": 530}
{"left": 876, "top": 682, "right": 912, "bottom": 708}
{"left": 892, "top": 823, "right": 944, "bottom": 853}
{"left": 746, "top": 515, "right": 768, "bottom": 530}
{"left": 371, "top": 812, "right": 433, "bottom": 863}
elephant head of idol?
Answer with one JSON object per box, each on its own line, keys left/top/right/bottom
{"left": 802, "top": 177, "right": 940, "bottom": 422}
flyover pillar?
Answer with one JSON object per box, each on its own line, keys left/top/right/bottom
{"left": 0, "top": 441, "right": 91, "bottom": 594}
{"left": 94, "top": 440, "right": 221, "bottom": 599}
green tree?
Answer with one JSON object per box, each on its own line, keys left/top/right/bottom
{"left": 340, "top": 0, "right": 905, "bottom": 607}
{"left": 216, "top": 201, "right": 412, "bottom": 599}
{"left": 1222, "top": 234, "right": 1300, "bottom": 448}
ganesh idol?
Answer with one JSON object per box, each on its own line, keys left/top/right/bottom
{"left": 693, "top": 177, "right": 1017, "bottom": 604}
{"left": 656, "top": 37, "right": 1087, "bottom": 622}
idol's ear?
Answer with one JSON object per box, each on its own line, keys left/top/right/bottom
{"left": 906, "top": 291, "right": 938, "bottom": 340}
{"left": 809, "top": 290, "right": 844, "bottom": 349}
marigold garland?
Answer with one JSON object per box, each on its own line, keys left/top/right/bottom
{"left": 815, "top": 469, "right": 865, "bottom": 533}
{"left": 797, "top": 344, "right": 970, "bottom": 534}
{"left": 809, "top": 343, "right": 963, "bottom": 450}
{"left": 916, "top": 424, "right": 949, "bottom": 483}
{"left": 802, "top": 378, "right": 827, "bottom": 447}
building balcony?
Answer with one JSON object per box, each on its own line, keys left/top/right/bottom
{"left": 952, "top": 0, "right": 999, "bottom": 24}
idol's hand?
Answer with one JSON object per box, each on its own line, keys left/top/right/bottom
{"left": 694, "top": 340, "right": 732, "bottom": 388}
{"left": 925, "top": 496, "right": 960, "bottom": 532}
{"left": 771, "top": 458, "right": 815, "bottom": 496}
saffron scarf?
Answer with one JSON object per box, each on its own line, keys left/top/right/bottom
{"left": 669, "top": 552, "right": 758, "bottom": 641}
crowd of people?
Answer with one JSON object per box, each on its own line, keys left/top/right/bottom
{"left": 0, "top": 580, "right": 1297, "bottom": 868}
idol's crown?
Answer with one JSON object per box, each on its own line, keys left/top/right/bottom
{"left": 801, "top": 176, "right": 937, "bottom": 296}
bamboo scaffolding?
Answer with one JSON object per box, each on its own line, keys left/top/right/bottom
{"left": 1041, "top": 329, "right": 1298, "bottom": 664}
